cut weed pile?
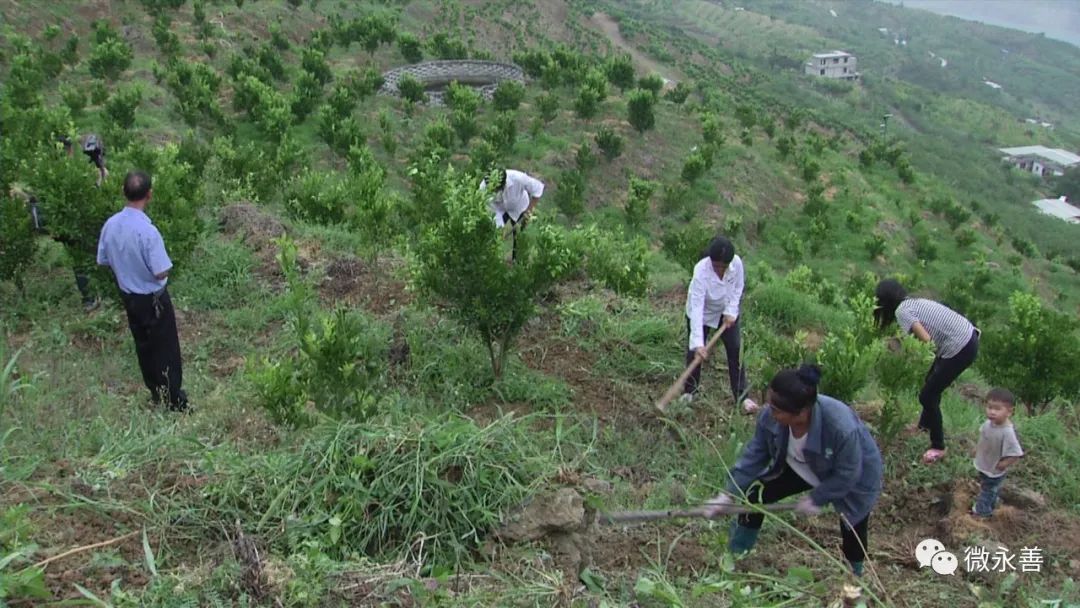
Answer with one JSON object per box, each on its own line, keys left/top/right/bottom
{"left": 202, "top": 412, "right": 556, "bottom": 565}
{"left": 4, "top": 0, "right": 1080, "bottom": 605}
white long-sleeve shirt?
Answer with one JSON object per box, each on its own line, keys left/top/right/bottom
{"left": 685, "top": 255, "right": 744, "bottom": 350}
{"left": 485, "top": 170, "right": 545, "bottom": 228}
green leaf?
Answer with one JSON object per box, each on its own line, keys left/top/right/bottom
{"left": 141, "top": 528, "right": 158, "bottom": 577}
{"left": 787, "top": 566, "right": 814, "bottom": 583}
{"left": 74, "top": 583, "right": 112, "bottom": 607}
{"left": 580, "top": 568, "right": 605, "bottom": 593}
{"left": 328, "top": 515, "right": 342, "bottom": 545}
{"left": 634, "top": 576, "right": 657, "bottom": 597}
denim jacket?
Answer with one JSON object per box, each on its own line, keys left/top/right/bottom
{"left": 725, "top": 394, "right": 883, "bottom": 524}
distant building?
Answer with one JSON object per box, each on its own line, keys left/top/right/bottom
{"left": 999, "top": 145, "right": 1080, "bottom": 178}
{"left": 805, "top": 51, "right": 859, "bottom": 80}
{"left": 1032, "top": 196, "right": 1080, "bottom": 225}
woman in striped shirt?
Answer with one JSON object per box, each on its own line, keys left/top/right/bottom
{"left": 874, "top": 279, "right": 979, "bottom": 464}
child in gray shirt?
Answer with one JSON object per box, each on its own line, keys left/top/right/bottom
{"left": 972, "top": 388, "right": 1024, "bottom": 517}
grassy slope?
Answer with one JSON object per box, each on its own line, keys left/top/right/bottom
{"left": 2, "top": 0, "right": 1080, "bottom": 606}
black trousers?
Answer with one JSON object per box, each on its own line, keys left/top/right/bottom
{"left": 684, "top": 316, "right": 748, "bottom": 402}
{"left": 737, "top": 466, "right": 870, "bottom": 563}
{"left": 74, "top": 271, "right": 93, "bottom": 304}
{"left": 918, "top": 331, "right": 979, "bottom": 450}
{"left": 120, "top": 288, "right": 187, "bottom": 410}
{"left": 502, "top": 212, "right": 522, "bottom": 262}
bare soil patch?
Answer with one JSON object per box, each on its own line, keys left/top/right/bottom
{"left": 586, "top": 12, "right": 680, "bottom": 83}
{"left": 318, "top": 254, "right": 412, "bottom": 316}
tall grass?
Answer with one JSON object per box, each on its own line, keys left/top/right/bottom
{"left": 203, "top": 412, "right": 558, "bottom": 565}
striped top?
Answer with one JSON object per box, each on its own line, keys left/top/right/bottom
{"left": 896, "top": 298, "right": 974, "bottom": 359}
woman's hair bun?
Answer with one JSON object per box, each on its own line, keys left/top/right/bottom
{"left": 795, "top": 364, "right": 822, "bottom": 388}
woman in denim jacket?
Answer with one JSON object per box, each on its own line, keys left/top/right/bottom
{"left": 704, "top": 365, "right": 883, "bottom": 576}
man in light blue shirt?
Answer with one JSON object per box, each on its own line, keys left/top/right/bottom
{"left": 97, "top": 171, "right": 188, "bottom": 412}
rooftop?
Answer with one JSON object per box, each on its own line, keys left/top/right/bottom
{"left": 1000, "top": 146, "right": 1080, "bottom": 166}
{"left": 1032, "top": 197, "right": 1080, "bottom": 224}
{"left": 812, "top": 50, "right": 852, "bottom": 58}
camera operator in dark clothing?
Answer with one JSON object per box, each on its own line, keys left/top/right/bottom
{"left": 59, "top": 134, "right": 109, "bottom": 187}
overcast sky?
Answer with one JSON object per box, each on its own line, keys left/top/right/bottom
{"left": 878, "top": 0, "right": 1080, "bottom": 47}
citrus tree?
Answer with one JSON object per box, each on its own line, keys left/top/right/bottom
{"left": 411, "top": 166, "right": 580, "bottom": 379}
{"left": 978, "top": 292, "right": 1080, "bottom": 413}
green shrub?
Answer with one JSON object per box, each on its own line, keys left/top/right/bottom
{"left": 660, "top": 223, "right": 711, "bottom": 272}
{"left": 24, "top": 154, "right": 113, "bottom": 276}
{"left": 445, "top": 81, "right": 482, "bottom": 114}
{"left": 816, "top": 294, "right": 882, "bottom": 402}
{"left": 492, "top": 80, "right": 525, "bottom": 111}
{"left": 397, "top": 75, "right": 425, "bottom": 104}
{"left": 250, "top": 238, "right": 389, "bottom": 427}
{"left": 104, "top": 85, "right": 142, "bottom": 129}
{"left": 665, "top": 81, "right": 690, "bottom": 104}
{"left": 344, "top": 67, "right": 384, "bottom": 99}
{"left": 574, "top": 85, "right": 602, "bottom": 119}
{"left": 284, "top": 170, "right": 350, "bottom": 224}
{"left": 536, "top": 92, "right": 558, "bottom": 122}
{"left": 87, "top": 38, "right": 132, "bottom": 79}
{"left": 483, "top": 112, "right": 516, "bottom": 154}
{"left": 427, "top": 32, "right": 468, "bottom": 60}
{"left": 954, "top": 227, "right": 977, "bottom": 249}
{"left": 142, "top": 144, "right": 206, "bottom": 275}
{"left": 605, "top": 54, "right": 635, "bottom": 90}
{"left": 4, "top": 53, "right": 44, "bottom": 109}
{"left": 912, "top": 229, "right": 939, "bottom": 262}
{"left": 701, "top": 113, "right": 723, "bottom": 146}
{"left": 681, "top": 149, "right": 708, "bottom": 183}
{"left": 638, "top": 74, "right": 664, "bottom": 98}
{"left": 60, "top": 85, "right": 86, "bottom": 117}
{"left": 554, "top": 169, "right": 586, "bottom": 219}
{"left": 290, "top": 71, "right": 323, "bottom": 120}
{"left": 301, "top": 47, "right": 332, "bottom": 84}
{"left": 451, "top": 110, "right": 479, "bottom": 145}
{"left": 595, "top": 125, "right": 623, "bottom": 160}
{"left": 627, "top": 89, "right": 656, "bottom": 133}
{"left": 61, "top": 34, "right": 79, "bottom": 65}
{"left": 570, "top": 225, "right": 649, "bottom": 297}
{"left": 876, "top": 334, "right": 934, "bottom": 398}
{"left": 423, "top": 117, "right": 456, "bottom": 153}
{"left": 0, "top": 195, "right": 36, "bottom": 290}
{"left": 411, "top": 167, "right": 580, "bottom": 379}
{"left": 625, "top": 177, "right": 657, "bottom": 230}
{"left": 327, "top": 84, "right": 356, "bottom": 119}
{"left": 977, "top": 292, "right": 1080, "bottom": 413}
{"left": 397, "top": 31, "right": 423, "bottom": 63}
{"left": 864, "top": 233, "right": 886, "bottom": 259}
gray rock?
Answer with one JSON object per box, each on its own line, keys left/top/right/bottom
{"left": 582, "top": 477, "right": 612, "bottom": 495}
{"left": 999, "top": 486, "right": 1047, "bottom": 510}
{"left": 497, "top": 488, "right": 585, "bottom": 542}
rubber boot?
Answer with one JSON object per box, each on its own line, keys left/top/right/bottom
{"left": 728, "top": 523, "right": 761, "bottom": 555}
{"left": 849, "top": 560, "right": 864, "bottom": 577}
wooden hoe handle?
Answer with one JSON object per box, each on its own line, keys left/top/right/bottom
{"left": 655, "top": 326, "right": 727, "bottom": 412}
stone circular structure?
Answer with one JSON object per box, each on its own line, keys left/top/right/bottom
{"left": 379, "top": 60, "right": 525, "bottom": 105}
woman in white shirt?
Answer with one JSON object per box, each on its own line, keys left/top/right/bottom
{"left": 681, "top": 236, "right": 758, "bottom": 413}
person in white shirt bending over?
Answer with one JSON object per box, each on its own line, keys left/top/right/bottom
{"left": 484, "top": 169, "right": 544, "bottom": 262}
{"left": 680, "top": 236, "right": 758, "bottom": 413}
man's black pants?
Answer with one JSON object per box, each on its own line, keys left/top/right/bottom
{"left": 120, "top": 288, "right": 187, "bottom": 410}
{"left": 737, "top": 466, "right": 870, "bottom": 564}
